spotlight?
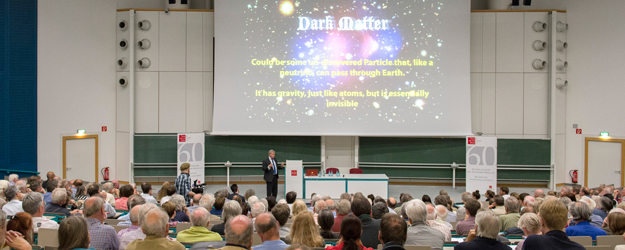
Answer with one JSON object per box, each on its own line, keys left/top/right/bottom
{"left": 532, "top": 40, "right": 547, "bottom": 51}
{"left": 556, "top": 59, "right": 568, "bottom": 70}
{"left": 532, "top": 59, "right": 546, "bottom": 70}
{"left": 532, "top": 21, "right": 546, "bottom": 32}
{"left": 556, "top": 40, "right": 568, "bottom": 51}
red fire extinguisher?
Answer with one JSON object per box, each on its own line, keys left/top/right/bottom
{"left": 570, "top": 169, "right": 578, "bottom": 183}
{"left": 101, "top": 167, "right": 110, "bottom": 181}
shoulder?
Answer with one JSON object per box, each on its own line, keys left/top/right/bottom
{"left": 453, "top": 241, "right": 471, "bottom": 250}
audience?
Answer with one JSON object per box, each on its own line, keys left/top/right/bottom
{"left": 3, "top": 186, "right": 24, "bottom": 216}
{"left": 515, "top": 213, "right": 542, "bottom": 250}
{"left": 565, "top": 201, "right": 607, "bottom": 240}
{"left": 87, "top": 183, "right": 117, "bottom": 218}
{"left": 45, "top": 188, "right": 78, "bottom": 216}
{"left": 434, "top": 205, "right": 452, "bottom": 229}
{"left": 126, "top": 209, "right": 185, "bottom": 250}
{"left": 318, "top": 209, "right": 339, "bottom": 239}
{"left": 456, "top": 192, "right": 472, "bottom": 222}
{"left": 521, "top": 200, "right": 585, "bottom": 250}
{"left": 213, "top": 200, "right": 242, "bottom": 235}
{"left": 404, "top": 199, "right": 445, "bottom": 250}
{"left": 533, "top": 189, "right": 545, "bottom": 198}
{"left": 22, "top": 192, "right": 59, "bottom": 232}
{"left": 116, "top": 185, "right": 135, "bottom": 210}
{"left": 227, "top": 184, "right": 246, "bottom": 203}
{"left": 499, "top": 197, "right": 521, "bottom": 231}
{"left": 285, "top": 191, "right": 297, "bottom": 212}
{"left": 312, "top": 199, "right": 327, "bottom": 224}
{"left": 377, "top": 213, "right": 408, "bottom": 250}
{"left": 6, "top": 212, "right": 34, "bottom": 244}
{"left": 333, "top": 199, "right": 351, "bottom": 232}
{"left": 118, "top": 205, "right": 142, "bottom": 238}
{"left": 219, "top": 215, "right": 254, "bottom": 250}
{"left": 271, "top": 203, "right": 291, "bottom": 237}
{"left": 198, "top": 193, "right": 221, "bottom": 221}
{"left": 244, "top": 189, "right": 256, "bottom": 201}
{"left": 177, "top": 207, "right": 222, "bottom": 242}
{"left": 119, "top": 203, "right": 158, "bottom": 250}
{"left": 139, "top": 183, "right": 158, "bottom": 204}
{"left": 58, "top": 216, "right": 94, "bottom": 250}
{"left": 170, "top": 194, "right": 190, "bottom": 222}
{"left": 83, "top": 196, "right": 119, "bottom": 250}
{"left": 326, "top": 214, "right": 373, "bottom": 250}
{"left": 351, "top": 196, "right": 381, "bottom": 248}
{"left": 372, "top": 202, "right": 389, "bottom": 220}
{"left": 102, "top": 182, "right": 118, "bottom": 206}
{"left": 252, "top": 213, "right": 290, "bottom": 250}
{"left": 286, "top": 210, "right": 324, "bottom": 247}
{"left": 212, "top": 195, "right": 226, "bottom": 216}
{"left": 454, "top": 211, "right": 509, "bottom": 250}
{"left": 456, "top": 198, "right": 481, "bottom": 236}
{"left": 426, "top": 203, "right": 451, "bottom": 241}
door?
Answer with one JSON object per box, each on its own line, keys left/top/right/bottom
{"left": 585, "top": 137, "right": 625, "bottom": 187}
{"left": 63, "top": 135, "right": 98, "bottom": 182}
{"left": 324, "top": 136, "right": 355, "bottom": 173}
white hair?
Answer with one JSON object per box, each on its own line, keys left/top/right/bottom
{"left": 476, "top": 211, "right": 500, "bottom": 239}
{"left": 277, "top": 199, "right": 287, "bottom": 204}
{"left": 138, "top": 203, "right": 159, "bottom": 226}
{"left": 199, "top": 193, "right": 216, "bottom": 211}
{"left": 435, "top": 205, "right": 448, "bottom": 221}
{"left": 170, "top": 194, "right": 186, "bottom": 211}
{"left": 268, "top": 149, "right": 275, "bottom": 155}
{"left": 248, "top": 195, "right": 259, "bottom": 206}
{"left": 580, "top": 196, "right": 597, "bottom": 210}
{"left": 142, "top": 209, "right": 169, "bottom": 236}
{"left": 0, "top": 180, "right": 9, "bottom": 193}
{"left": 190, "top": 207, "right": 211, "bottom": 227}
{"left": 51, "top": 188, "right": 67, "bottom": 204}
{"left": 260, "top": 198, "right": 269, "bottom": 211}
{"left": 314, "top": 200, "right": 327, "bottom": 213}
{"left": 15, "top": 180, "right": 27, "bottom": 193}
{"left": 518, "top": 213, "right": 541, "bottom": 234}
{"left": 8, "top": 174, "right": 18, "bottom": 182}
{"left": 251, "top": 202, "right": 266, "bottom": 217}
{"left": 426, "top": 203, "right": 436, "bottom": 220}
{"left": 404, "top": 199, "right": 427, "bottom": 223}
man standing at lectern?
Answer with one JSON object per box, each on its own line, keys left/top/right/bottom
{"left": 262, "top": 149, "right": 284, "bottom": 198}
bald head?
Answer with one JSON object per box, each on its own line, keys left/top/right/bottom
{"left": 314, "top": 200, "right": 327, "bottom": 213}
{"left": 190, "top": 207, "right": 210, "bottom": 227}
{"left": 192, "top": 193, "right": 202, "bottom": 205}
{"left": 130, "top": 205, "right": 142, "bottom": 225}
{"left": 225, "top": 215, "right": 254, "bottom": 247}
{"left": 142, "top": 209, "right": 169, "bottom": 237}
{"left": 254, "top": 213, "right": 280, "bottom": 241}
{"left": 84, "top": 196, "right": 105, "bottom": 221}
{"left": 426, "top": 203, "right": 436, "bottom": 220}
{"left": 534, "top": 189, "right": 544, "bottom": 198}
{"left": 387, "top": 197, "right": 397, "bottom": 209}
{"left": 325, "top": 199, "right": 335, "bottom": 210}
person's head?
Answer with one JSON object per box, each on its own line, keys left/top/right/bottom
{"left": 493, "top": 196, "right": 504, "bottom": 206}
{"left": 214, "top": 195, "right": 226, "bottom": 210}
{"left": 271, "top": 203, "right": 290, "bottom": 227}
{"left": 244, "top": 189, "right": 256, "bottom": 201}
{"left": 569, "top": 201, "right": 592, "bottom": 223}
{"left": 84, "top": 196, "right": 106, "bottom": 221}
{"left": 433, "top": 195, "right": 448, "bottom": 207}
{"left": 435, "top": 205, "right": 448, "bottom": 221}
{"left": 340, "top": 193, "right": 351, "bottom": 201}
{"left": 400, "top": 193, "right": 412, "bottom": 203}
{"left": 459, "top": 192, "right": 471, "bottom": 203}
{"left": 255, "top": 213, "right": 280, "bottom": 242}
{"left": 225, "top": 215, "right": 254, "bottom": 247}
{"left": 580, "top": 186, "right": 591, "bottom": 196}
{"left": 534, "top": 189, "right": 545, "bottom": 198}
{"left": 286, "top": 191, "right": 297, "bottom": 204}
{"left": 475, "top": 211, "right": 499, "bottom": 239}
{"left": 560, "top": 186, "right": 570, "bottom": 197}
{"left": 387, "top": 197, "right": 397, "bottom": 209}
{"left": 180, "top": 163, "right": 190, "bottom": 173}
{"left": 170, "top": 194, "right": 187, "bottom": 211}
{"left": 87, "top": 183, "right": 102, "bottom": 197}
{"left": 46, "top": 172, "right": 55, "bottom": 180}
{"left": 538, "top": 200, "right": 569, "bottom": 233}
{"left": 223, "top": 200, "right": 243, "bottom": 223}
{"left": 161, "top": 201, "right": 176, "bottom": 218}
{"left": 572, "top": 186, "right": 580, "bottom": 195}
{"left": 292, "top": 200, "right": 308, "bottom": 215}
{"left": 251, "top": 202, "right": 266, "bottom": 218}
{"left": 22, "top": 192, "right": 45, "bottom": 216}
{"left": 372, "top": 202, "right": 389, "bottom": 219}
{"left": 313, "top": 199, "right": 327, "bottom": 214}
{"left": 142, "top": 209, "right": 170, "bottom": 237}
{"left": 339, "top": 214, "right": 363, "bottom": 248}
{"left": 51, "top": 188, "right": 68, "bottom": 205}
{"left": 464, "top": 198, "right": 481, "bottom": 217}
{"left": 421, "top": 194, "right": 431, "bottom": 203}
{"left": 351, "top": 196, "right": 371, "bottom": 217}
{"left": 425, "top": 203, "right": 437, "bottom": 221}
{"left": 119, "top": 185, "right": 134, "bottom": 198}
{"left": 191, "top": 193, "right": 202, "bottom": 206}
{"left": 318, "top": 209, "right": 335, "bottom": 232}
{"left": 230, "top": 184, "right": 239, "bottom": 194}
{"left": 334, "top": 199, "right": 350, "bottom": 216}
{"left": 289, "top": 211, "right": 323, "bottom": 247}
{"left": 499, "top": 187, "right": 509, "bottom": 195}
{"left": 266, "top": 196, "right": 277, "bottom": 211}
{"left": 504, "top": 197, "right": 521, "bottom": 214}
{"left": 190, "top": 207, "right": 211, "bottom": 227}
{"left": 518, "top": 213, "right": 541, "bottom": 236}
{"left": 102, "top": 182, "right": 113, "bottom": 193}
{"left": 310, "top": 195, "right": 321, "bottom": 208}
{"left": 485, "top": 190, "right": 495, "bottom": 199}
{"left": 472, "top": 190, "right": 480, "bottom": 200}
{"left": 378, "top": 213, "right": 407, "bottom": 246}
{"left": 608, "top": 212, "right": 625, "bottom": 235}
{"left": 141, "top": 183, "right": 152, "bottom": 195}
{"left": 7, "top": 212, "right": 33, "bottom": 243}
{"left": 129, "top": 205, "right": 142, "bottom": 225}
{"left": 325, "top": 199, "right": 335, "bottom": 210}
{"left": 268, "top": 149, "right": 275, "bottom": 159}
{"left": 15, "top": 180, "right": 27, "bottom": 194}
{"left": 8, "top": 174, "right": 19, "bottom": 183}
{"left": 58, "top": 216, "right": 90, "bottom": 250}
{"left": 199, "top": 193, "right": 216, "bottom": 211}
{"left": 4, "top": 186, "right": 21, "bottom": 201}
{"left": 600, "top": 196, "right": 614, "bottom": 213}
{"left": 404, "top": 199, "right": 427, "bottom": 223}
{"left": 128, "top": 194, "right": 146, "bottom": 210}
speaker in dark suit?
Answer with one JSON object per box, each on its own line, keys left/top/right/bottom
{"left": 262, "top": 149, "right": 284, "bottom": 197}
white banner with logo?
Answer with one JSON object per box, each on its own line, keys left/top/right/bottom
{"left": 177, "top": 133, "right": 205, "bottom": 186}
{"left": 466, "top": 136, "right": 497, "bottom": 195}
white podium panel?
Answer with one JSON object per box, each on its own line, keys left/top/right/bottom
{"left": 347, "top": 179, "right": 388, "bottom": 199}
{"left": 285, "top": 160, "right": 303, "bottom": 199}
{"left": 304, "top": 179, "right": 346, "bottom": 199}
{"left": 304, "top": 174, "right": 388, "bottom": 199}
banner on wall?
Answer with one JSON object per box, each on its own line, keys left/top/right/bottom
{"left": 177, "top": 133, "right": 205, "bottom": 186}
{"left": 466, "top": 136, "right": 497, "bottom": 195}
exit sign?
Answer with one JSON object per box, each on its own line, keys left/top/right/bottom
{"left": 601, "top": 132, "right": 609, "bottom": 136}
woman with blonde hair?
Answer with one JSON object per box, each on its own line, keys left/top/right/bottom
{"left": 515, "top": 213, "right": 542, "bottom": 250}
{"left": 58, "top": 216, "right": 94, "bottom": 250}
{"left": 291, "top": 200, "right": 308, "bottom": 216}
{"left": 286, "top": 211, "right": 324, "bottom": 247}
{"left": 156, "top": 181, "right": 171, "bottom": 203}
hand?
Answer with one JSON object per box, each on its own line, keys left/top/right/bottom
{"left": 281, "top": 163, "right": 284, "bottom": 168}
{"left": 70, "top": 209, "right": 81, "bottom": 215}
{"left": 466, "top": 229, "right": 477, "bottom": 242}
{"left": 5, "top": 231, "right": 31, "bottom": 250}
{"left": 268, "top": 163, "right": 273, "bottom": 169}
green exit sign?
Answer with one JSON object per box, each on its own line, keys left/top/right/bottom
{"left": 601, "top": 132, "right": 609, "bottom": 136}
{"left": 77, "top": 129, "right": 86, "bottom": 134}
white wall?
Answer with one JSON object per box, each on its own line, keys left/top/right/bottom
{"left": 37, "top": 0, "right": 118, "bottom": 181}
{"left": 564, "top": 0, "right": 625, "bottom": 185}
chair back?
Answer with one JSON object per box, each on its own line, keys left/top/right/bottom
{"left": 349, "top": 168, "right": 363, "bottom": 174}
{"left": 326, "top": 168, "right": 339, "bottom": 174}
{"left": 569, "top": 236, "right": 593, "bottom": 246}
{"left": 38, "top": 228, "right": 59, "bottom": 247}
{"left": 404, "top": 246, "right": 432, "bottom": 250}
{"left": 44, "top": 247, "right": 58, "bottom": 250}
{"left": 596, "top": 235, "right": 625, "bottom": 249}
{"left": 585, "top": 246, "right": 614, "bottom": 250}
{"left": 449, "top": 221, "right": 457, "bottom": 230}
{"left": 190, "top": 241, "right": 227, "bottom": 250}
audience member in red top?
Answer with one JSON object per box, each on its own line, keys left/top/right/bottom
{"left": 333, "top": 199, "right": 351, "bottom": 232}
{"left": 115, "top": 185, "right": 135, "bottom": 211}
{"left": 326, "top": 214, "right": 373, "bottom": 250}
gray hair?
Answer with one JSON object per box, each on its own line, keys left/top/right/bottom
{"left": 580, "top": 196, "right": 596, "bottom": 210}
{"left": 476, "top": 211, "right": 500, "bottom": 239}
{"left": 569, "top": 201, "right": 592, "bottom": 222}
{"left": 22, "top": 192, "right": 44, "bottom": 215}
{"left": 260, "top": 198, "right": 269, "bottom": 211}
{"left": 337, "top": 199, "right": 351, "bottom": 215}
{"left": 4, "top": 186, "right": 18, "bottom": 201}
{"left": 129, "top": 195, "right": 146, "bottom": 209}
{"left": 461, "top": 192, "right": 472, "bottom": 203}
{"left": 0, "top": 180, "right": 9, "bottom": 193}
{"left": 223, "top": 200, "right": 243, "bottom": 222}
{"left": 435, "top": 205, "right": 448, "bottom": 221}
{"left": 170, "top": 194, "right": 186, "bottom": 211}
{"left": 138, "top": 203, "right": 159, "bottom": 226}
{"left": 102, "top": 182, "right": 114, "bottom": 192}
{"left": 254, "top": 214, "right": 279, "bottom": 234}
{"left": 51, "top": 188, "right": 67, "bottom": 204}
{"left": 314, "top": 200, "right": 327, "bottom": 213}
{"left": 84, "top": 197, "right": 105, "bottom": 217}
{"left": 129, "top": 205, "right": 142, "bottom": 223}
{"left": 199, "top": 193, "right": 216, "bottom": 211}
{"left": 15, "top": 180, "right": 27, "bottom": 193}
{"left": 504, "top": 197, "right": 521, "bottom": 213}
{"left": 310, "top": 195, "right": 321, "bottom": 207}
{"left": 559, "top": 196, "right": 572, "bottom": 207}
{"left": 277, "top": 199, "right": 287, "bottom": 204}
{"left": 340, "top": 193, "right": 351, "bottom": 200}
{"left": 248, "top": 196, "right": 259, "bottom": 206}
{"left": 8, "top": 174, "right": 19, "bottom": 182}
{"left": 142, "top": 209, "right": 169, "bottom": 237}
{"left": 268, "top": 149, "right": 275, "bottom": 155}
{"left": 518, "top": 213, "right": 541, "bottom": 234}
{"left": 251, "top": 202, "right": 266, "bottom": 217}
{"left": 190, "top": 207, "right": 211, "bottom": 227}
{"left": 404, "top": 199, "right": 427, "bottom": 223}
{"left": 321, "top": 195, "right": 331, "bottom": 201}
{"left": 225, "top": 215, "right": 254, "bottom": 245}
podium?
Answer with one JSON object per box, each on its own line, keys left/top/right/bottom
{"left": 284, "top": 160, "right": 303, "bottom": 199}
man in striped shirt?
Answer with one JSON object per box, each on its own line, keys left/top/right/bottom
{"left": 175, "top": 163, "right": 195, "bottom": 207}
{"left": 84, "top": 196, "right": 120, "bottom": 250}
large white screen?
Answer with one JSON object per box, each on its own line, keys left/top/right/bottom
{"left": 214, "top": 0, "right": 471, "bottom": 136}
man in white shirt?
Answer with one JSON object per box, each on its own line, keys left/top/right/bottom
{"left": 22, "top": 192, "right": 59, "bottom": 233}
{"left": 500, "top": 187, "right": 510, "bottom": 200}
{"left": 140, "top": 183, "right": 157, "bottom": 204}
{"left": 2, "top": 186, "right": 24, "bottom": 216}
{"left": 102, "top": 182, "right": 117, "bottom": 206}
{"left": 160, "top": 185, "right": 176, "bottom": 205}
{"left": 119, "top": 203, "right": 159, "bottom": 250}
{"left": 87, "top": 183, "right": 117, "bottom": 218}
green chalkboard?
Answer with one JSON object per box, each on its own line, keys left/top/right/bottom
{"left": 134, "top": 134, "right": 321, "bottom": 164}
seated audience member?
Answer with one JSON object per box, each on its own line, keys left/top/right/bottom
{"left": 43, "top": 178, "right": 58, "bottom": 203}
{"left": 267, "top": 196, "right": 277, "bottom": 211}
{"left": 177, "top": 207, "right": 223, "bottom": 243}
{"left": 286, "top": 211, "right": 324, "bottom": 247}
{"left": 250, "top": 202, "right": 266, "bottom": 225}
{"left": 285, "top": 191, "right": 297, "bottom": 211}
{"left": 22, "top": 192, "right": 58, "bottom": 232}
{"left": 187, "top": 193, "right": 202, "bottom": 214}
{"left": 271, "top": 203, "right": 291, "bottom": 238}
{"left": 514, "top": 213, "right": 542, "bottom": 250}
{"left": 126, "top": 209, "right": 185, "bottom": 250}
{"left": 421, "top": 194, "right": 432, "bottom": 203}
{"left": 84, "top": 196, "right": 119, "bottom": 250}
{"left": 161, "top": 201, "right": 179, "bottom": 227}
{"left": 3, "top": 186, "right": 24, "bottom": 216}
{"left": 156, "top": 182, "right": 170, "bottom": 203}
{"left": 372, "top": 202, "right": 389, "bottom": 219}
{"left": 212, "top": 200, "right": 242, "bottom": 235}
{"left": 45, "top": 188, "right": 78, "bottom": 216}
{"left": 15, "top": 179, "right": 29, "bottom": 195}
{"left": 160, "top": 185, "right": 176, "bottom": 205}
{"left": 472, "top": 190, "right": 481, "bottom": 200}
{"left": 608, "top": 212, "right": 625, "bottom": 235}
{"left": 566, "top": 201, "right": 607, "bottom": 240}
{"left": 578, "top": 196, "right": 604, "bottom": 227}
{"left": 435, "top": 205, "right": 453, "bottom": 229}
{"left": 170, "top": 194, "right": 190, "bottom": 222}
{"left": 116, "top": 185, "right": 135, "bottom": 210}
{"left": 333, "top": 199, "right": 351, "bottom": 232}
{"left": 58, "top": 216, "right": 95, "bottom": 250}
{"left": 102, "top": 182, "right": 117, "bottom": 206}
{"left": 491, "top": 196, "right": 505, "bottom": 215}
{"left": 119, "top": 203, "right": 158, "bottom": 250}
{"left": 117, "top": 195, "right": 147, "bottom": 225}
{"left": 534, "top": 189, "right": 545, "bottom": 199}
{"left": 318, "top": 209, "right": 339, "bottom": 239}
{"left": 42, "top": 172, "right": 54, "bottom": 191}
{"left": 7, "top": 212, "right": 34, "bottom": 244}
{"left": 386, "top": 197, "right": 398, "bottom": 214}
{"left": 0, "top": 210, "right": 32, "bottom": 250}
{"left": 244, "top": 189, "right": 256, "bottom": 201}
{"left": 485, "top": 190, "right": 495, "bottom": 202}
{"left": 86, "top": 183, "right": 116, "bottom": 218}
{"left": 74, "top": 185, "right": 88, "bottom": 200}
{"left": 252, "top": 213, "right": 290, "bottom": 250}
{"left": 434, "top": 195, "right": 456, "bottom": 222}
{"left": 312, "top": 199, "right": 327, "bottom": 224}
{"left": 198, "top": 193, "right": 221, "bottom": 221}
{"left": 140, "top": 183, "right": 157, "bottom": 204}
{"left": 456, "top": 192, "right": 472, "bottom": 222}
{"left": 218, "top": 215, "right": 254, "bottom": 250}
{"left": 117, "top": 205, "right": 143, "bottom": 238}
{"left": 499, "top": 197, "right": 521, "bottom": 231}
{"left": 352, "top": 196, "right": 381, "bottom": 248}
{"left": 454, "top": 211, "right": 509, "bottom": 250}
{"left": 594, "top": 196, "right": 613, "bottom": 220}
{"left": 404, "top": 199, "right": 445, "bottom": 250}
{"left": 394, "top": 194, "right": 412, "bottom": 215}
{"left": 378, "top": 213, "right": 408, "bottom": 250}
{"left": 326, "top": 214, "right": 373, "bottom": 250}
{"left": 291, "top": 200, "right": 308, "bottom": 216}
{"left": 309, "top": 195, "right": 321, "bottom": 213}
{"left": 456, "top": 198, "right": 481, "bottom": 236}
{"left": 426, "top": 203, "right": 451, "bottom": 241}
{"left": 227, "top": 184, "right": 246, "bottom": 203}
{"left": 522, "top": 200, "right": 586, "bottom": 250}
{"left": 212, "top": 195, "right": 226, "bottom": 216}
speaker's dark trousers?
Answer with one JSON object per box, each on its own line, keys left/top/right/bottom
{"left": 267, "top": 174, "right": 278, "bottom": 197}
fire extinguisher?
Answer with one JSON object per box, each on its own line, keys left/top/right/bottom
{"left": 101, "top": 167, "right": 110, "bottom": 181}
{"left": 570, "top": 169, "right": 578, "bottom": 183}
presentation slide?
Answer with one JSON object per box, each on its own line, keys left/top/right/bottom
{"left": 214, "top": 0, "right": 471, "bottom": 136}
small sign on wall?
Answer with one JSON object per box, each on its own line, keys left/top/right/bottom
{"left": 576, "top": 129, "right": 582, "bottom": 134}
{"left": 291, "top": 170, "right": 297, "bottom": 176}
{"left": 101, "top": 126, "right": 107, "bottom": 132}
